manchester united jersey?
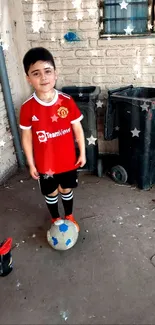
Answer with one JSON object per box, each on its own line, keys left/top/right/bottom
{"left": 19, "top": 90, "right": 83, "bottom": 175}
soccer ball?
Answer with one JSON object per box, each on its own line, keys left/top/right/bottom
{"left": 47, "top": 219, "right": 79, "bottom": 250}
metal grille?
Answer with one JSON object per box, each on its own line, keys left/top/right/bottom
{"left": 99, "top": 0, "right": 155, "bottom": 37}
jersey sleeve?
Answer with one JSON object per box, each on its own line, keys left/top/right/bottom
{"left": 19, "top": 103, "right": 32, "bottom": 130}
{"left": 69, "top": 97, "right": 83, "bottom": 124}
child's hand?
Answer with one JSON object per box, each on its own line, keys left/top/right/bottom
{"left": 29, "top": 165, "right": 39, "bottom": 180}
{"left": 75, "top": 154, "right": 86, "bottom": 168}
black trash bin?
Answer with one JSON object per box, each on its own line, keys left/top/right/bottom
{"left": 61, "top": 86, "right": 101, "bottom": 173}
{"left": 105, "top": 85, "right": 155, "bottom": 190}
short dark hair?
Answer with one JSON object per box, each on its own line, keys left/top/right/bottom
{"left": 23, "top": 47, "right": 56, "bottom": 75}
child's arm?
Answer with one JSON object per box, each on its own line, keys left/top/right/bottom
{"left": 21, "top": 129, "right": 39, "bottom": 180}
{"left": 72, "top": 121, "right": 86, "bottom": 167}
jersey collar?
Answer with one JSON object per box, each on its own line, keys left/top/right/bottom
{"left": 33, "top": 89, "right": 58, "bottom": 106}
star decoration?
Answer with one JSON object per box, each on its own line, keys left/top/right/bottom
{"left": 107, "top": 37, "right": 111, "bottom": 41}
{"left": 87, "top": 9, "right": 97, "bottom": 17}
{"left": 146, "top": 56, "right": 153, "bottom": 65}
{"left": 32, "top": 20, "right": 45, "bottom": 33}
{"left": 96, "top": 100, "right": 103, "bottom": 108}
{"left": 120, "top": 0, "right": 128, "bottom": 10}
{"left": 140, "top": 102, "right": 149, "bottom": 112}
{"left": 136, "top": 71, "right": 141, "bottom": 79}
{"left": 131, "top": 128, "right": 141, "bottom": 137}
{"left": 79, "top": 92, "right": 83, "bottom": 97}
{"left": 0, "top": 140, "right": 6, "bottom": 147}
{"left": 43, "top": 169, "right": 55, "bottom": 179}
{"left": 76, "top": 12, "right": 83, "bottom": 20}
{"left": 124, "top": 26, "right": 134, "bottom": 35}
{"left": 148, "top": 22, "right": 153, "bottom": 30}
{"left": 2, "top": 43, "right": 9, "bottom": 51}
{"left": 90, "top": 50, "right": 98, "bottom": 56}
{"left": 51, "top": 114, "right": 59, "bottom": 122}
{"left": 87, "top": 135, "right": 97, "bottom": 145}
{"left": 72, "top": 0, "right": 81, "bottom": 8}
{"left": 63, "top": 16, "right": 68, "bottom": 21}
{"left": 51, "top": 37, "right": 56, "bottom": 42}
{"left": 115, "top": 126, "right": 120, "bottom": 131}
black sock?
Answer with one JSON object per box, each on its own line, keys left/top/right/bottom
{"left": 45, "top": 194, "right": 60, "bottom": 220}
{"left": 61, "top": 190, "right": 73, "bottom": 216}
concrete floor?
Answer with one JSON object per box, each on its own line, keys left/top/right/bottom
{"left": 1, "top": 170, "right": 155, "bottom": 324}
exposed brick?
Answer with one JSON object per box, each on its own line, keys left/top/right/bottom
{"left": 93, "top": 75, "right": 121, "bottom": 83}
{"left": 51, "top": 50, "right": 76, "bottom": 58}
{"left": 76, "top": 49, "right": 105, "bottom": 57}
{"left": 106, "top": 48, "right": 137, "bottom": 57}
{"left": 48, "top": 2, "right": 74, "bottom": 10}
{"left": 22, "top": 3, "right": 48, "bottom": 12}
{"left": 138, "top": 47, "right": 155, "bottom": 56}
{"left": 79, "top": 21, "right": 98, "bottom": 30}
{"left": 48, "top": 21, "right": 78, "bottom": 31}
{"left": 68, "top": 11, "right": 90, "bottom": 20}
{"left": 121, "top": 74, "right": 153, "bottom": 83}
{"left": 81, "top": 1, "right": 98, "bottom": 9}
{"left": 107, "top": 67, "right": 133, "bottom": 75}
{"left": 91, "top": 58, "right": 119, "bottom": 66}
{"left": 78, "top": 67, "right": 106, "bottom": 75}
{"left": 62, "top": 59, "right": 90, "bottom": 66}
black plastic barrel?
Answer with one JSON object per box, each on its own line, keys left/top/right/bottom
{"left": 105, "top": 85, "right": 155, "bottom": 189}
{"left": 61, "top": 86, "right": 101, "bottom": 173}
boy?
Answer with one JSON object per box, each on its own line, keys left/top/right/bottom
{"left": 19, "top": 47, "right": 86, "bottom": 232}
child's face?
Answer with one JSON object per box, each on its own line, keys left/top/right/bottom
{"left": 26, "top": 60, "right": 57, "bottom": 94}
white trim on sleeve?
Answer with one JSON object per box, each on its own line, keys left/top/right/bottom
{"left": 71, "top": 114, "right": 83, "bottom": 124}
{"left": 19, "top": 125, "right": 32, "bottom": 130}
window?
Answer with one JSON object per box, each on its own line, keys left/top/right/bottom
{"left": 99, "top": 0, "right": 155, "bottom": 37}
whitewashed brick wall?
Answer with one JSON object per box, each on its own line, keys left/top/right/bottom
{"left": 0, "top": 84, "right": 17, "bottom": 183}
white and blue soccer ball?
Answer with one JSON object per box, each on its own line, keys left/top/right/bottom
{"left": 47, "top": 219, "right": 79, "bottom": 250}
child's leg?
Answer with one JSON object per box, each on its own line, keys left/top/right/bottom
{"left": 58, "top": 170, "right": 79, "bottom": 231}
{"left": 58, "top": 186, "right": 73, "bottom": 216}
{"left": 45, "top": 188, "right": 60, "bottom": 222}
{"left": 39, "top": 174, "right": 61, "bottom": 223}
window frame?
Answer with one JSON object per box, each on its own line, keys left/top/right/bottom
{"left": 99, "top": 0, "right": 155, "bottom": 38}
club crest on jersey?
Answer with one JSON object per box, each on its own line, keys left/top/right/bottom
{"left": 57, "top": 106, "right": 68, "bottom": 118}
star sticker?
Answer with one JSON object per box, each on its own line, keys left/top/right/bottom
{"left": 32, "top": 20, "right": 45, "bottom": 33}
{"left": 148, "top": 22, "right": 153, "bottom": 30}
{"left": 51, "top": 114, "right": 59, "bottom": 122}
{"left": 96, "top": 100, "right": 103, "bottom": 108}
{"left": 124, "top": 26, "right": 134, "bottom": 35}
{"left": 87, "top": 135, "right": 97, "bottom": 145}
{"left": 131, "top": 128, "right": 141, "bottom": 137}
{"left": 51, "top": 37, "right": 56, "bottom": 42}
{"left": 79, "top": 92, "right": 83, "bottom": 97}
{"left": 72, "top": 0, "right": 81, "bottom": 8}
{"left": 90, "top": 50, "right": 98, "bottom": 56}
{"left": 87, "top": 9, "right": 97, "bottom": 17}
{"left": 43, "top": 169, "right": 55, "bottom": 179}
{"left": 140, "top": 102, "right": 149, "bottom": 112}
{"left": 120, "top": 0, "right": 128, "bottom": 9}
{"left": 2, "top": 43, "right": 9, "bottom": 51}
{"left": 146, "top": 56, "right": 153, "bottom": 65}
{"left": 76, "top": 12, "right": 83, "bottom": 20}
{"left": 136, "top": 71, "right": 141, "bottom": 79}
{"left": 0, "top": 140, "right": 6, "bottom": 147}
{"left": 63, "top": 16, "right": 68, "bottom": 21}
{"left": 115, "top": 126, "right": 120, "bottom": 131}
{"left": 107, "top": 37, "right": 111, "bottom": 41}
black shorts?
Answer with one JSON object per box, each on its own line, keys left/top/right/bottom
{"left": 39, "top": 169, "right": 78, "bottom": 195}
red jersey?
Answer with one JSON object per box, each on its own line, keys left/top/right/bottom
{"left": 19, "top": 90, "right": 83, "bottom": 175}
